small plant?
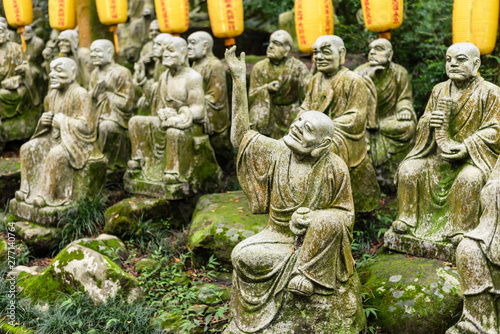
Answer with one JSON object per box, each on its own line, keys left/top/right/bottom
{"left": 124, "top": 215, "right": 173, "bottom": 254}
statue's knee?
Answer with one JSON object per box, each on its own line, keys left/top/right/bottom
{"left": 456, "top": 238, "right": 481, "bottom": 262}
{"left": 398, "top": 160, "right": 424, "bottom": 180}
{"left": 457, "top": 166, "right": 485, "bottom": 188}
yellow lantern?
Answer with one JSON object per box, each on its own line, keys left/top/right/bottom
{"left": 295, "top": 0, "right": 334, "bottom": 54}
{"left": 155, "top": 0, "right": 189, "bottom": 36}
{"left": 360, "top": 0, "right": 404, "bottom": 39}
{"left": 48, "top": 0, "right": 76, "bottom": 31}
{"left": 207, "top": 0, "right": 244, "bottom": 47}
{"left": 96, "top": 0, "right": 128, "bottom": 52}
{"left": 453, "top": 0, "right": 499, "bottom": 55}
{"left": 2, "top": 0, "right": 33, "bottom": 52}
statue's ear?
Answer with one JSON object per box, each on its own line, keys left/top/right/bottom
{"left": 311, "top": 137, "right": 332, "bottom": 158}
{"left": 388, "top": 49, "right": 393, "bottom": 62}
{"left": 474, "top": 57, "right": 481, "bottom": 73}
{"left": 203, "top": 41, "right": 210, "bottom": 55}
{"left": 339, "top": 47, "right": 346, "bottom": 65}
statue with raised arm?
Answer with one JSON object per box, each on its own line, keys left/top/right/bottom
{"left": 301, "top": 35, "right": 380, "bottom": 213}
{"left": 223, "top": 47, "right": 365, "bottom": 334}
{"left": 385, "top": 43, "right": 500, "bottom": 260}
{"left": 57, "top": 30, "right": 93, "bottom": 87}
{"left": 249, "top": 30, "right": 310, "bottom": 139}
{"left": 187, "top": 31, "right": 232, "bottom": 169}
{"left": 125, "top": 37, "right": 221, "bottom": 199}
{"left": 89, "top": 40, "right": 134, "bottom": 177}
{"left": 11, "top": 58, "right": 106, "bottom": 224}
{"left": 354, "top": 38, "right": 416, "bottom": 189}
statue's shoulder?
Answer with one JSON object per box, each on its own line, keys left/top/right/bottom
{"left": 71, "top": 84, "right": 90, "bottom": 98}
{"left": 353, "top": 62, "right": 370, "bottom": 73}
{"left": 112, "top": 63, "right": 133, "bottom": 77}
{"left": 6, "top": 41, "right": 22, "bottom": 54}
{"left": 288, "top": 56, "right": 307, "bottom": 68}
{"left": 431, "top": 81, "right": 450, "bottom": 95}
{"left": 326, "top": 150, "right": 350, "bottom": 176}
{"left": 342, "top": 68, "right": 365, "bottom": 85}
{"left": 252, "top": 58, "right": 270, "bottom": 71}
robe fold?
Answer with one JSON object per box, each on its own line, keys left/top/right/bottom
{"left": 232, "top": 130, "right": 355, "bottom": 332}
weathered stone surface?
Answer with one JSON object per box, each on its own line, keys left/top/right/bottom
{"left": 187, "top": 191, "right": 267, "bottom": 266}
{"left": 7, "top": 265, "right": 46, "bottom": 280}
{"left": 17, "top": 243, "right": 141, "bottom": 305}
{"left": 0, "top": 157, "right": 20, "bottom": 205}
{"left": 71, "top": 234, "right": 129, "bottom": 265}
{"left": 359, "top": 250, "right": 463, "bottom": 334}
{"left": 13, "top": 221, "right": 57, "bottom": 256}
{"left": 134, "top": 258, "right": 160, "bottom": 274}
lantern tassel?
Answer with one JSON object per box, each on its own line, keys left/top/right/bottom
{"left": 18, "top": 27, "right": 27, "bottom": 52}
{"left": 110, "top": 25, "right": 119, "bottom": 53}
{"left": 379, "top": 31, "right": 391, "bottom": 39}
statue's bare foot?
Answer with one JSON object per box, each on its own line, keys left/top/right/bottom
{"left": 15, "top": 191, "right": 26, "bottom": 202}
{"left": 392, "top": 220, "right": 410, "bottom": 234}
{"left": 127, "top": 159, "right": 141, "bottom": 170}
{"left": 163, "top": 173, "right": 180, "bottom": 184}
{"left": 288, "top": 275, "right": 314, "bottom": 297}
{"left": 33, "top": 196, "right": 47, "bottom": 208}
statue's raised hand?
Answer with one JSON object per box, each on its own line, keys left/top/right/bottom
{"left": 225, "top": 46, "right": 246, "bottom": 79}
{"left": 290, "top": 207, "right": 312, "bottom": 236}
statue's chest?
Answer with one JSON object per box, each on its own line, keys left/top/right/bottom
{"left": 0, "top": 49, "right": 6, "bottom": 67}
{"left": 165, "top": 78, "right": 188, "bottom": 102}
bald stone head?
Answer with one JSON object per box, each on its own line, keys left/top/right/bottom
{"left": 149, "top": 20, "right": 160, "bottom": 40}
{"left": 49, "top": 57, "right": 78, "bottom": 89}
{"left": 0, "top": 21, "right": 7, "bottom": 44}
{"left": 267, "top": 30, "right": 293, "bottom": 63}
{"left": 58, "top": 30, "right": 79, "bottom": 54}
{"left": 24, "top": 25, "right": 35, "bottom": 42}
{"left": 153, "top": 33, "right": 173, "bottom": 58}
{"left": 163, "top": 37, "right": 189, "bottom": 69}
{"left": 313, "top": 35, "right": 346, "bottom": 76}
{"left": 283, "top": 110, "right": 335, "bottom": 159}
{"left": 368, "top": 38, "right": 393, "bottom": 67}
{"left": 446, "top": 43, "right": 481, "bottom": 83}
{"left": 187, "top": 31, "right": 214, "bottom": 61}
{"left": 90, "top": 39, "right": 115, "bottom": 67}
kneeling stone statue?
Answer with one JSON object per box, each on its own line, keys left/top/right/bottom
{"left": 223, "top": 47, "right": 365, "bottom": 334}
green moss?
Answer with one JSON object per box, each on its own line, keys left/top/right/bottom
{"left": 0, "top": 323, "right": 34, "bottom": 334}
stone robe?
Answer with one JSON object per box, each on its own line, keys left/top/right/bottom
{"left": 249, "top": 57, "right": 310, "bottom": 139}
{"left": 231, "top": 130, "right": 355, "bottom": 333}
{"left": 89, "top": 63, "right": 134, "bottom": 171}
{"left": 396, "top": 77, "right": 500, "bottom": 240}
{"left": 19, "top": 83, "right": 102, "bottom": 206}
{"left": 354, "top": 62, "right": 416, "bottom": 170}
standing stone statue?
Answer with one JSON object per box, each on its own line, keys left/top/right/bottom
{"left": 24, "top": 25, "right": 44, "bottom": 65}
{"left": 223, "top": 46, "right": 365, "bottom": 334}
{"left": 89, "top": 39, "right": 134, "bottom": 178}
{"left": 119, "top": 0, "right": 154, "bottom": 63}
{"left": 249, "top": 30, "right": 310, "bottom": 139}
{"left": 385, "top": 43, "right": 500, "bottom": 260}
{"left": 354, "top": 38, "right": 416, "bottom": 190}
{"left": 57, "top": 30, "right": 93, "bottom": 87}
{"left": 187, "top": 31, "right": 232, "bottom": 169}
{"left": 447, "top": 159, "right": 500, "bottom": 333}
{"left": 301, "top": 35, "right": 380, "bottom": 213}
{"left": 11, "top": 58, "right": 106, "bottom": 224}
{"left": 126, "top": 37, "right": 221, "bottom": 199}
{"left": 139, "top": 19, "right": 160, "bottom": 61}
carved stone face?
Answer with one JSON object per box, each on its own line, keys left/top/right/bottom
{"left": 149, "top": 20, "right": 160, "bottom": 41}
{"left": 58, "top": 38, "right": 72, "bottom": 54}
{"left": 163, "top": 42, "right": 184, "bottom": 69}
{"left": 0, "top": 25, "right": 7, "bottom": 45}
{"left": 187, "top": 35, "right": 206, "bottom": 61}
{"left": 283, "top": 112, "right": 327, "bottom": 157}
{"left": 24, "top": 26, "right": 34, "bottom": 42}
{"left": 446, "top": 44, "right": 480, "bottom": 83}
{"left": 313, "top": 39, "right": 341, "bottom": 75}
{"left": 153, "top": 37, "right": 165, "bottom": 58}
{"left": 90, "top": 41, "right": 114, "bottom": 67}
{"left": 266, "top": 33, "right": 289, "bottom": 62}
{"left": 49, "top": 59, "right": 75, "bottom": 89}
{"left": 368, "top": 39, "right": 392, "bottom": 66}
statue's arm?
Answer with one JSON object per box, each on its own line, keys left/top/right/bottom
{"left": 187, "top": 74, "right": 205, "bottom": 123}
{"left": 109, "top": 71, "right": 135, "bottom": 113}
{"left": 225, "top": 47, "right": 249, "bottom": 150}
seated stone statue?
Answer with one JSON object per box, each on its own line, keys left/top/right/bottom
{"left": 223, "top": 47, "right": 365, "bottom": 334}
{"left": 447, "top": 159, "right": 500, "bottom": 333}
{"left": 139, "top": 19, "right": 160, "bottom": 62}
{"left": 386, "top": 43, "right": 500, "bottom": 259}
{"left": 187, "top": 31, "right": 232, "bottom": 169}
{"left": 57, "top": 30, "right": 93, "bottom": 87}
{"left": 249, "top": 30, "right": 310, "bottom": 139}
{"left": 24, "top": 25, "right": 44, "bottom": 65}
{"left": 354, "top": 38, "right": 416, "bottom": 190}
{"left": 12, "top": 58, "right": 105, "bottom": 220}
{"left": 119, "top": 0, "right": 154, "bottom": 63}
{"left": 89, "top": 39, "right": 134, "bottom": 177}
{"left": 300, "top": 35, "right": 380, "bottom": 213}
{"left": 126, "top": 37, "right": 221, "bottom": 199}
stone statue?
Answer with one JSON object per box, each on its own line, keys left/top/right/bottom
{"left": 354, "top": 38, "right": 416, "bottom": 190}
{"left": 249, "top": 30, "right": 310, "bottom": 139}
{"left": 119, "top": 0, "right": 154, "bottom": 63}
{"left": 89, "top": 39, "right": 134, "bottom": 177}
{"left": 187, "top": 31, "right": 232, "bottom": 169}
{"left": 0, "top": 21, "right": 44, "bottom": 153}
{"left": 385, "top": 43, "right": 500, "bottom": 260}
{"left": 24, "top": 25, "right": 44, "bottom": 65}
{"left": 139, "top": 19, "right": 160, "bottom": 61}
{"left": 125, "top": 37, "right": 221, "bottom": 199}
{"left": 11, "top": 58, "right": 106, "bottom": 224}
{"left": 300, "top": 35, "right": 380, "bottom": 213}
{"left": 133, "top": 33, "right": 171, "bottom": 115}
{"left": 42, "top": 39, "right": 59, "bottom": 76}
{"left": 447, "top": 159, "right": 500, "bottom": 333}
{"left": 57, "top": 30, "right": 94, "bottom": 87}
{"left": 223, "top": 46, "right": 365, "bottom": 334}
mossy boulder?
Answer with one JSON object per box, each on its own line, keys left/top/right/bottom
{"left": 134, "top": 258, "right": 160, "bottom": 274}
{"left": 13, "top": 221, "right": 58, "bottom": 256}
{"left": 359, "top": 249, "right": 463, "bottom": 333}
{"left": 70, "top": 234, "right": 129, "bottom": 267}
{"left": 18, "top": 243, "right": 142, "bottom": 305}
{"left": 0, "top": 237, "right": 7, "bottom": 262}
{"left": 0, "top": 157, "right": 20, "bottom": 206}
{"left": 187, "top": 191, "right": 268, "bottom": 267}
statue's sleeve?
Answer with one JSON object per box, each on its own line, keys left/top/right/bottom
{"left": 395, "top": 67, "right": 415, "bottom": 116}
{"left": 204, "top": 60, "right": 227, "bottom": 111}
{"left": 236, "top": 130, "right": 281, "bottom": 213}
{"left": 108, "top": 69, "right": 135, "bottom": 114}
{"left": 299, "top": 74, "right": 316, "bottom": 115}
{"left": 248, "top": 63, "right": 270, "bottom": 127}
{"left": 298, "top": 61, "right": 311, "bottom": 103}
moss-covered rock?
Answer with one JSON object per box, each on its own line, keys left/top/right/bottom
{"left": 70, "top": 234, "right": 129, "bottom": 267}
{"left": 13, "top": 221, "right": 58, "bottom": 256}
{"left": 0, "top": 237, "right": 7, "bottom": 262}
{"left": 359, "top": 249, "right": 463, "bottom": 334}
{"left": 134, "top": 258, "right": 160, "bottom": 274}
{"left": 187, "top": 191, "right": 268, "bottom": 267}
{"left": 0, "top": 157, "right": 20, "bottom": 206}
{"left": 195, "top": 283, "right": 231, "bottom": 305}
{"left": 18, "top": 244, "right": 142, "bottom": 305}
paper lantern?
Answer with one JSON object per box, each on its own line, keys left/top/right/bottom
{"left": 207, "top": 0, "right": 244, "bottom": 47}
{"left": 96, "top": 0, "right": 128, "bottom": 52}
{"left": 295, "top": 0, "right": 334, "bottom": 54}
{"left": 361, "top": 0, "right": 404, "bottom": 39}
{"left": 453, "top": 0, "right": 499, "bottom": 55}
{"left": 48, "top": 0, "right": 76, "bottom": 31}
{"left": 155, "top": 0, "right": 189, "bottom": 36}
{"left": 2, "top": 0, "right": 33, "bottom": 51}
